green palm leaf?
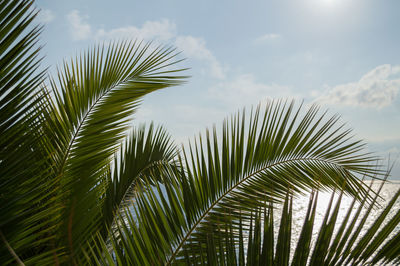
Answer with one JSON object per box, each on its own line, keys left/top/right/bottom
{"left": 88, "top": 100, "right": 383, "bottom": 264}
{"left": 101, "top": 123, "right": 179, "bottom": 238}
{"left": 41, "top": 41, "right": 187, "bottom": 260}
{"left": 167, "top": 101, "right": 378, "bottom": 263}
{"left": 3, "top": 2, "right": 399, "bottom": 265}
{"left": 184, "top": 179, "right": 400, "bottom": 265}
{"left": 245, "top": 179, "right": 400, "bottom": 265}
{"left": 1, "top": 1, "right": 187, "bottom": 262}
{"left": 0, "top": 1, "right": 57, "bottom": 264}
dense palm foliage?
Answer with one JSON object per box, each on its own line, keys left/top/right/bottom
{"left": 1, "top": 1, "right": 400, "bottom": 265}
{"left": 86, "top": 106, "right": 400, "bottom": 265}
{"left": 1, "top": 1, "right": 186, "bottom": 264}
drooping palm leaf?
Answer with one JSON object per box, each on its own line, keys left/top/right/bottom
{"left": 88, "top": 100, "right": 384, "bottom": 264}
{"left": 241, "top": 179, "right": 400, "bottom": 265}
{"left": 1, "top": 2, "right": 188, "bottom": 262}
{"left": 0, "top": 1, "right": 57, "bottom": 264}
{"left": 189, "top": 179, "right": 400, "bottom": 265}
{"left": 40, "top": 41, "right": 187, "bottom": 260}
{"left": 91, "top": 178, "right": 400, "bottom": 265}
{"left": 3, "top": 2, "right": 398, "bottom": 265}
{"left": 101, "top": 123, "right": 179, "bottom": 238}
{"left": 167, "top": 101, "right": 380, "bottom": 264}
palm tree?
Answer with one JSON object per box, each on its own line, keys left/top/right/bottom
{"left": 1, "top": 1, "right": 400, "bottom": 265}
{"left": 88, "top": 104, "right": 400, "bottom": 265}
{"left": 1, "top": 1, "right": 186, "bottom": 264}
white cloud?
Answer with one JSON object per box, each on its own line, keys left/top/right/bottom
{"left": 65, "top": 11, "right": 226, "bottom": 80}
{"left": 66, "top": 10, "right": 92, "bottom": 41}
{"left": 315, "top": 64, "right": 400, "bottom": 109}
{"left": 37, "top": 9, "right": 55, "bottom": 23}
{"left": 208, "top": 74, "right": 296, "bottom": 107}
{"left": 95, "top": 19, "right": 177, "bottom": 41}
{"left": 66, "top": 11, "right": 176, "bottom": 42}
{"left": 175, "top": 36, "right": 226, "bottom": 79}
{"left": 254, "top": 33, "right": 281, "bottom": 44}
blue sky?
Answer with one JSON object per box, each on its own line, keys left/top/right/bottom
{"left": 35, "top": 0, "right": 400, "bottom": 178}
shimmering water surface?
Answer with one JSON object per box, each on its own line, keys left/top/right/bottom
{"left": 280, "top": 181, "right": 400, "bottom": 265}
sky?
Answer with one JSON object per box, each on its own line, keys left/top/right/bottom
{"left": 35, "top": 0, "right": 400, "bottom": 178}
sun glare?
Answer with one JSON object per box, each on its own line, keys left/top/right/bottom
{"left": 320, "top": 0, "right": 343, "bottom": 8}
{"left": 309, "top": 0, "right": 348, "bottom": 15}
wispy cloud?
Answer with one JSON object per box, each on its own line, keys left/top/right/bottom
{"left": 66, "top": 10, "right": 176, "bottom": 41}
{"left": 175, "top": 36, "right": 226, "bottom": 79}
{"left": 65, "top": 10, "right": 225, "bottom": 79}
{"left": 314, "top": 64, "right": 400, "bottom": 109}
{"left": 254, "top": 33, "right": 281, "bottom": 44}
{"left": 95, "top": 19, "right": 177, "bottom": 41}
{"left": 208, "top": 74, "right": 297, "bottom": 107}
{"left": 67, "top": 10, "right": 177, "bottom": 41}
{"left": 37, "top": 9, "right": 55, "bottom": 23}
{"left": 66, "top": 10, "right": 91, "bottom": 41}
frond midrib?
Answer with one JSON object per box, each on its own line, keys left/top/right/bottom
{"left": 106, "top": 158, "right": 177, "bottom": 241}
{"left": 58, "top": 89, "right": 102, "bottom": 175}
{"left": 166, "top": 155, "right": 358, "bottom": 264}
{"left": 116, "top": 158, "right": 176, "bottom": 212}
{"left": 57, "top": 76, "right": 139, "bottom": 176}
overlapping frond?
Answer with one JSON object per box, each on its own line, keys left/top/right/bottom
{"left": 101, "top": 123, "right": 179, "bottom": 238}
{"left": 1, "top": 2, "right": 187, "bottom": 262}
{"left": 92, "top": 179, "right": 400, "bottom": 265}
{"left": 40, "top": 41, "right": 187, "bottom": 260}
{"left": 0, "top": 1, "right": 56, "bottom": 264}
{"left": 88, "top": 100, "right": 385, "bottom": 264}
{"left": 166, "top": 100, "right": 380, "bottom": 263}
{"left": 198, "top": 179, "right": 400, "bottom": 265}
{"left": 3, "top": 2, "right": 399, "bottom": 265}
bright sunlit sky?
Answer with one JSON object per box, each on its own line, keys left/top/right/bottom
{"left": 35, "top": 0, "right": 400, "bottom": 178}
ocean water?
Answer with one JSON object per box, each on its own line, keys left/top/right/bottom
{"left": 282, "top": 180, "right": 400, "bottom": 265}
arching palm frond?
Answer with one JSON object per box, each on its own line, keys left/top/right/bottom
{"left": 201, "top": 179, "right": 400, "bottom": 266}
{"left": 88, "top": 100, "right": 384, "bottom": 264}
{"left": 101, "top": 123, "right": 179, "bottom": 239}
{"left": 91, "top": 178, "right": 400, "bottom": 265}
{"left": 3, "top": 2, "right": 399, "bottom": 265}
{"left": 1, "top": 2, "right": 188, "bottom": 263}
{"left": 41, "top": 41, "right": 187, "bottom": 260}
{"left": 0, "top": 1, "right": 57, "bottom": 264}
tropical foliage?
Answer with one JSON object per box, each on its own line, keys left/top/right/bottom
{"left": 1, "top": 1, "right": 400, "bottom": 265}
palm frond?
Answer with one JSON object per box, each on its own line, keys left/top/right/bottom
{"left": 87, "top": 100, "right": 384, "bottom": 264}
{"left": 101, "top": 123, "right": 179, "bottom": 238}
{"left": 91, "top": 178, "right": 400, "bottom": 265}
{"left": 241, "top": 179, "right": 400, "bottom": 265}
{"left": 0, "top": 1, "right": 57, "bottom": 264}
{"left": 41, "top": 41, "right": 187, "bottom": 260}
{"left": 167, "top": 101, "right": 380, "bottom": 263}
{"left": 187, "top": 179, "right": 400, "bottom": 265}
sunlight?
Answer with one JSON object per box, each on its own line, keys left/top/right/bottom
{"left": 319, "top": 0, "right": 345, "bottom": 10}
{"left": 306, "top": 0, "right": 350, "bottom": 19}
{"left": 309, "top": 0, "right": 345, "bottom": 11}
{"left": 322, "top": 0, "right": 336, "bottom": 5}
